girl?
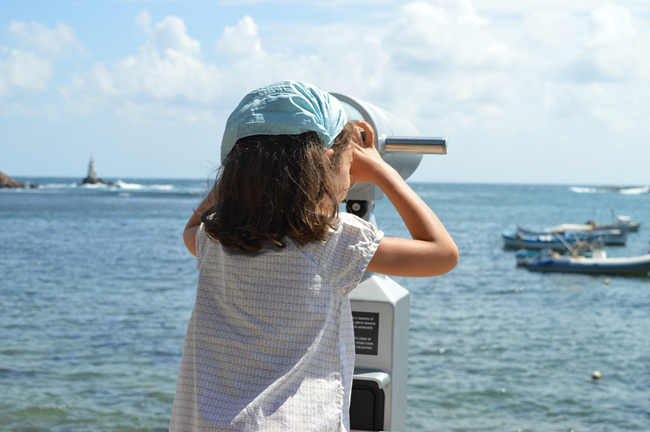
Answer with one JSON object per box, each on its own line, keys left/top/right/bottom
{"left": 170, "top": 81, "right": 458, "bottom": 431}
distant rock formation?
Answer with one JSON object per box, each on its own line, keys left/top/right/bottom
{"left": 0, "top": 171, "right": 25, "bottom": 188}
{"left": 82, "top": 155, "right": 116, "bottom": 187}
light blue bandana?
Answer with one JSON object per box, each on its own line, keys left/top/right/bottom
{"left": 221, "top": 81, "right": 348, "bottom": 162}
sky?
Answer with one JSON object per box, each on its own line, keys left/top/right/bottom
{"left": 2, "top": 0, "right": 650, "bottom": 185}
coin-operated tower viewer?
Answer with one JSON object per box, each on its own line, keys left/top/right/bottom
{"left": 331, "top": 93, "right": 447, "bottom": 432}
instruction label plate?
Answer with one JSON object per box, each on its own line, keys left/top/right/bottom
{"left": 352, "top": 311, "right": 379, "bottom": 356}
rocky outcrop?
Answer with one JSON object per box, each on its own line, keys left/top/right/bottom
{"left": 82, "top": 176, "right": 116, "bottom": 187}
{"left": 82, "top": 155, "right": 116, "bottom": 187}
{"left": 0, "top": 171, "right": 25, "bottom": 188}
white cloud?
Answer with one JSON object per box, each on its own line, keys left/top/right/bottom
{"left": 8, "top": 21, "right": 82, "bottom": 56}
{"left": 212, "top": 16, "right": 317, "bottom": 96}
{"left": 62, "top": 13, "right": 317, "bottom": 123}
{"left": 0, "top": 21, "right": 81, "bottom": 97}
{"left": 115, "top": 101, "right": 216, "bottom": 125}
{"left": 362, "top": 0, "right": 650, "bottom": 137}
{"left": 590, "top": 3, "right": 635, "bottom": 45}
{"left": 151, "top": 15, "right": 201, "bottom": 56}
{"left": 0, "top": 49, "right": 53, "bottom": 95}
{"left": 135, "top": 10, "right": 153, "bottom": 37}
{"left": 62, "top": 13, "right": 223, "bottom": 116}
{"left": 59, "top": 0, "right": 650, "bottom": 153}
{"left": 218, "top": 0, "right": 393, "bottom": 5}
{"left": 3, "top": 0, "right": 650, "bottom": 182}
{"left": 216, "top": 16, "right": 263, "bottom": 59}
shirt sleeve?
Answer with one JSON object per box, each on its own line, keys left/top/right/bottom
{"left": 195, "top": 223, "right": 210, "bottom": 270}
{"left": 326, "top": 213, "right": 384, "bottom": 295}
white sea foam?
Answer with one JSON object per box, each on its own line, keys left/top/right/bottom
{"left": 150, "top": 184, "right": 174, "bottom": 191}
{"left": 115, "top": 181, "right": 173, "bottom": 191}
{"left": 569, "top": 186, "right": 603, "bottom": 194}
{"left": 41, "top": 183, "right": 78, "bottom": 189}
{"left": 115, "top": 181, "right": 144, "bottom": 189}
{"left": 570, "top": 186, "right": 649, "bottom": 195}
{"left": 79, "top": 182, "right": 114, "bottom": 189}
{"left": 6, "top": 178, "right": 193, "bottom": 193}
{"left": 619, "top": 187, "right": 650, "bottom": 195}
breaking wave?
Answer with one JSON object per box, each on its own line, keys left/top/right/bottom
{"left": 570, "top": 186, "right": 649, "bottom": 195}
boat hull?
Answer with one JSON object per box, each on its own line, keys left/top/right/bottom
{"left": 503, "top": 232, "right": 590, "bottom": 251}
{"left": 513, "top": 227, "right": 627, "bottom": 246}
{"left": 524, "top": 255, "right": 650, "bottom": 276}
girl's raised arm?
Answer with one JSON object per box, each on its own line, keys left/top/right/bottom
{"left": 183, "top": 192, "right": 214, "bottom": 257}
{"left": 351, "top": 121, "right": 459, "bottom": 277}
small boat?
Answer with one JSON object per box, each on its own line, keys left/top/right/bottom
{"left": 516, "top": 225, "right": 627, "bottom": 246}
{"left": 515, "top": 248, "right": 592, "bottom": 266}
{"left": 503, "top": 231, "right": 581, "bottom": 251}
{"left": 523, "top": 248, "right": 650, "bottom": 276}
{"left": 502, "top": 229, "right": 620, "bottom": 251}
{"left": 585, "top": 215, "right": 641, "bottom": 232}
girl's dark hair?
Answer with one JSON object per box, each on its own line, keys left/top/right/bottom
{"left": 201, "top": 121, "right": 355, "bottom": 253}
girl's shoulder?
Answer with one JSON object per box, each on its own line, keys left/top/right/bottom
{"left": 194, "top": 223, "right": 213, "bottom": 260}
{"left": 335, "top": 212, "right": 383, "bottom": 239}
{"left": 302, "top": 212, "right": 383, "bottom": 263}
{"left": 309, "top": 212, "right": 383, "bottom": 293}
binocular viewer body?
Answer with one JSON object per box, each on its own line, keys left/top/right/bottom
{"left": 332, "top": 93, "right": 446, "bottom": 432}
{"left": 331, "top": 93, "right": 446, "bottom": 202}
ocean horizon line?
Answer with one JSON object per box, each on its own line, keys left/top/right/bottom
{"left": 6, "top": 175, "right": 648, "bottom": 188}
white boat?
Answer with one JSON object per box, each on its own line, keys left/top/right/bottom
{"left": 503, "top": 227, "right": 626, "bottom": 251}
{"left": 515, "top": 248, "right": 592, "bottom": 266}
{"left": 516, "top": 224, "right": 627, "bottom": 246}
{"left": 503, "top": 231, "right": 585, "bottom": 251}
{"left": 586, "top": 215, "right": 641, "bottom": 232}
{"left": 523, "top": 248, "right": 650, "bottom": 276}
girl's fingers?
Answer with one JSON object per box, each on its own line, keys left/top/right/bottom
{"left": 352, "top": 124, "right": 365, "bottom": 148}
{"left": 349, "top": 120, "right": 388, "bottom": 184}
{"left": 356, "top": 120, "right": 375, "bottom": 148}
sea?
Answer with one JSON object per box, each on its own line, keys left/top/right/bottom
{"left": 1, "top": 179, "right": 649, "bottom": 432}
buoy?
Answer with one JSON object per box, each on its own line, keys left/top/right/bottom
{"left": 592, "top": 370, "right": 602, "bottom": 380}
{"left": 604, "top": 279, "right": 610, "bottom": 285}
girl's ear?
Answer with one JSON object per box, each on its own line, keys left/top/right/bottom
{"left": 325, "top": 148, "right": 334, "bottom": 158}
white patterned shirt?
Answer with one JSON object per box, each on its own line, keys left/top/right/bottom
{"left": 170, "top": 212, "right": 383, "bottom": 432}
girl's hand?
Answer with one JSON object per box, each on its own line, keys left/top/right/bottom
{"left": 184, "top": 188, "right": 217, "bottom": 256}
{"left": 350, "top": 120, "right": 392, "bottom": 184}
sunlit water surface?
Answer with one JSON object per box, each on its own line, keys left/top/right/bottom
{"left": 1, "top": 179, "right": 649, "bottom": 431}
